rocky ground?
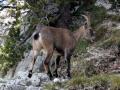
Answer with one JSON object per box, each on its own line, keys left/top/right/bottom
{"left": 0, "top": 72, "right": 49, "bottom": 90}
{"left": 0, "top": 50, "right": 68, "bottom": 90}
{"left": 0, "top": 44, "right": 120, "bottom": 90}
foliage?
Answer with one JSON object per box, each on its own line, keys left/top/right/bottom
{"left": 0, "top": 7, "right": 23, "bottom": 74}
{"left": 110, "top": 75, "right": 120, "bottom": 90}
{"left": 0, "top": 0, "right": 30, "bottom": 75}
{"left": 67, "top": 74, "right": 120, "bottom": 90}
{"left": 43, "top": 82, "right": 66, "bottom": 90}
{"left": 43, "top": 83, "right": 56, "bottom": 90}
{"left": 98, "top": 29, "right": 120, "bottom": 47}
{"left": 106, "top": 14, "right": 120, "bottom": 22}
{"left": 43, "top": 73, "right": 120, "bottom": 90}
{"left": 43, "top": 74, "right": 120, "bottom": 90}
{"left": 0, "top": 0, "right": 48, "bottom": 74}
{"left": 74, "top": 39, "right": 89, "bottom": 55}
{"left": 90, "top": 6, "right": 107, "bottom": 27}
{"left": 91, "top": 74, "right": 110, "bottom": 88}
{"left": 68, "top": 75, "right": 90, "bottom": 88}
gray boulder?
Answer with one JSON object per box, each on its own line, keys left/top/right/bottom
{"left": 0, "top": 71, "right": 49, "bottom": 90}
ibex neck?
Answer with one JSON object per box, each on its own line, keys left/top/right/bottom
{"left": 73, "top": 26, "right": 84, "bottom": 42}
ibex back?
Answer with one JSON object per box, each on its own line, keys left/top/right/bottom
{"left": 28, "top": 15, "right": 95, "bottom": 80}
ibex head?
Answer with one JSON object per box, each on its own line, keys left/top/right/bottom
{"left": 80, "top": 14, "right": 95, "bottom": 43}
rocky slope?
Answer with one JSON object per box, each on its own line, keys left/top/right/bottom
{"left": 0, "top": 0, "right": 120, "bottom": 90}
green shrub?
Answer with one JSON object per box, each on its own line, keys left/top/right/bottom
{"left": 91, "top": 74, "right": 110, "bottom": 87}
{"left": 99, "top": 29, "right": 120, "bottom": 47}
{"left": 90, "top": 6, "right": 107, "bottom": 27}
{"left": 110, "top": 75, "right": 120, "bottom": 90}
{"left": 75, "top": 39, "right": 89, "bottom": 55}
{"left": 44, "top": 83, "right": 56, "bottom": 90}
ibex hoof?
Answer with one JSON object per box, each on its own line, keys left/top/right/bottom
{"left": 53, "top": 71, "right": 58, "bottom": 78}
{"left": 28, "top": 70, "right": 32, "bottom": 78}
{"left": 67, "top": 74, "right": 71, "bottom": 79}
{"left": 47, "top": 72, "right": 53, "bottom": 80}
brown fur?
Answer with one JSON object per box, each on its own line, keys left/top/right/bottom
{"left": 37, "top": 27, "right": 76, "bottom": 53}
{"left": 28, "top": 15, "right": 95, "bottom": 79}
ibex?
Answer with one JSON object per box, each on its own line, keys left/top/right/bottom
{"left": 28, "top": 14, "right": 95, "bottom": 80}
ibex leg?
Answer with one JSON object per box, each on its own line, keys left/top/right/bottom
{"left": 53, "top": 55, "right": 61, "bottom": 77}
{"left": 28, "top": 50, "right": 38, "bottom": 78}
{"left": 64, "top": 48, "right": 72, "bottom": 78}
{"left": 44, "top": 49, "right": 53, "bottom": 80}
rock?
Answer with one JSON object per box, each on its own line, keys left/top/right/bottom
{"left": 86, "top": 47, "right": 117, "bottom": 61}
{"left": 37, "top": 73, "right": 49, "bottom": 82}
{"left": 26, "top": 86, "right": 41, "bottom": 90}
{"left": 14, "top": 51, "right": 45, "bottom": 77}
{"left": 95, "top": 0, "right": 112, "bottom": 10}
{"left": 30, "top": 74, "right": 41, "bottom": 86}
{"left": 4, "top": 68, "right": 15, "bottom": 79}
{"left": 14, "top": 71, "right": 29, "bottom": 80}
{"left": 0, "top": 84, "right": 26, "bottom": 90}
{"left": 84, "top": 45, "right": 120, "bottom": 74}
{"left": 53, "top": 78, "right": 60, "bottom": 83}
{"left": 14, "top": 51, "right": 32, "bottom": 76}
{"left": 0, "top": 71, "right": 50, "bottom": 90}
